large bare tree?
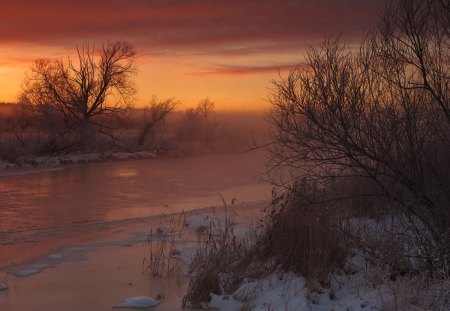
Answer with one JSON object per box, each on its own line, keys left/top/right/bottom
{"left": 20, "top": 41, "right": 136, "bottom": 128}
{"left": 369, "top": 0, "right": 449, "bottom": 122}
{"left": 268, "top": 0, "right": 449, "bottom": 272}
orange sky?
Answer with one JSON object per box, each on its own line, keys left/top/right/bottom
{"left": 0, "top": 0, "right": 379, "bottom": 111}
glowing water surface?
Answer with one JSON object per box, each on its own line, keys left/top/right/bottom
{"left": 0, "top": 152, "right": 270, "bottom": 310}
{"left": 0, "top": 152, "right": 269, "bottom": 267}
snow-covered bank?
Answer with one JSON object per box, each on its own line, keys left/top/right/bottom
{"left": 205, "top": 256, "right": 450, "bottom": 311}
{"left": 3, "top": 198, "right": 446, "bottom": 310}
{"left": 205, "top": 255, "right": 384, "bottom": 311}
{"left": 176, "top": 204, "right": 450, "bottom": 311}
{"left": 0, "top": 201, "right": 265, "bottom": 310}
{"left": 2, "top": 201, "right": 258, "bottom": 278}
{"left": 0, "top": 150, "right": 157, "bottom": 173}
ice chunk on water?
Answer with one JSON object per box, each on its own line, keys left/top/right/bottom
{"left": 48, "top": 253, "right": 63, "bottom": 260}
{"left": 15, "top": 264, "right": 49, "bottom": 277}
{"left": 0, "top": 282, "right": 8, "bottom": 291}
{"left": 114, "top": 296, "right": 161, "bottom": 308}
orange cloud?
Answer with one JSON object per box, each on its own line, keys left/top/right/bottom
{"left": 186, "top": 64, "right": 299, "bottom": 77}
{"left": 0, "top": 0, "right": 381, "bottom": 109}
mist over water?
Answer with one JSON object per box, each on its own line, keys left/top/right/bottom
{"left": 0, "top": 111, "right": 272, "bottom": 310}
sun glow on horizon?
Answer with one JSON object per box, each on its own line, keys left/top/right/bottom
{"left": 0, "top": 1, "right": 378, "bottom": 110}
{"left": 0, "top": 45, "right": 293, "bottom": 111}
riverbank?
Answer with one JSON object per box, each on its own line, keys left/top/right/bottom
{"left": 3, "top": 198, "right": 448, "bottom": 311}
{"left": 0, "top": 150, "right": 158, "bottom": 172}
{"left": 0, "top": 152, "right": 270, "bottom": 268}
{"left": 0, "top": 201, "right": 265, "bottom": 311}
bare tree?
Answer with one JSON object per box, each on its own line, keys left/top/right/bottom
{"left": 196, "top": 98, "right": 215, "bottom": 142}
{"left": 268, "top": 31, "right": 449, "bottom": 271}
{"left": 369, "top": 0, "right": 449, "bottom": 122}
{"left": 196, "top": 98, "right": 215, "bottom": 121}
{"left": 20, "top": 41, "right": 136, "bottom": 132}
{"left": 138, "top": 96, "right": 178, "bottom": 147}
{"left": 17, "top": 41, "right": 137, "bottom": 153}
{"left": 175, "top": 108, "right": 201, "bottom": 142}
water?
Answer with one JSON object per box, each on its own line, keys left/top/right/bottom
{"left": 0, "top": 152, "right": 270, "bottom": 310}
{"left": 0, "top": 152, "right": 269, "bottom": 268}
{"left": 1, "top": 244, "right": 192, "bottom": 311}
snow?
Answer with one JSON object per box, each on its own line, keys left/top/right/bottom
{"left": 0, "top": 150, "right": 157, "bottom": 175}
{"left": 210, "top": 273, "right": 309, "bottom": 311}
{"left": 0, "top": 282, "right": 8, "bottom": 291}
{"left": 15, "top": 264, "right": 50, "bottom": 277}
{"left": 232, "top": 227, "right": 250, "bottom": 239}
{"left": 201, "top": 247, "right": 414, "bottom": 311}
{"left": 2, "top": 201, "right": 442, "bottom": 310}
{"left": 48, "top": 253, "right": 63, "bottom": 260}
{"left": 4, "top": 246, "right": 93, "bottom": 277}
{"left": 0, "top": 160, "right": 12, "bottom": 169}
{"left": 207, "top": 268, "right": 385, "bottom": 311}
{"left": 114, "top": 296, "right": 161, "bottom": 308}
{"left": 209, "top": 294, "right": 243, "bottom": 311}
{"left": 185, "top": 213, "right": 234, "bottom": 233}
{"left": 170, "top": 246, "right": 197, "bottom": 262}
{"left": 185, "top": 214, "right": 213, "bottom": 232}
{"left": 194, "top": 249, "right": 391, "bottom": 311}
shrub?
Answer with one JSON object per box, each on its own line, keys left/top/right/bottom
{"left": 259, "top": 182, "right": 350, "bottom": 286}
{"left": 183, "top": 184, "right": 351, "bottom": 307}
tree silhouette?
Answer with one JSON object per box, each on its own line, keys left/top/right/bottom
{"left": 268, "top": 0, "right": 449, "bottom": 272}
{"left": 20, "top": 41, "right": 136, "bottom": 128}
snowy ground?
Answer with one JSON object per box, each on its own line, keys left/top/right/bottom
{"left": 175, "top": 210, "right": 385, "bottom": 311}
{"left": 206, "top": 254, "right": 387, "bottom": 311}
{"left": 171, "top": 204, "right": 449, "bottom": 311}
{"left": 1, "top": 201, "right": 448, "bottom": 310}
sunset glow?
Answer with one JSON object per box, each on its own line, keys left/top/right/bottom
{"left": 0, "top": 0, "right": 379, "bottom": 110}
{"left": 1, "top": 1, "right": 447, "bottom": 309}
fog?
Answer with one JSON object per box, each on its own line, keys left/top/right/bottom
{"left": 0, "top": 104, "right": 270, "bottom": 163}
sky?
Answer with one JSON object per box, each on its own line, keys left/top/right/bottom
{"left": 0, "top": 0, "right": 380, "bottom": 111}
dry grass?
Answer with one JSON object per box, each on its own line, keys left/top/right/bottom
{"left": 182, "top": 178, "right": 448, "bottom": 308}
{"left": 182, "top": 181, "right": 352, "bottom": 308}
{"left": 182, "top": 273, "right": 222, "bottom": 308}
{"left": 258, "top": 183, "right": 350, "bottom": 287}
{"left": 381, "top": 268, "right": 450, "bottom": 311}
{"left": 183, "top": 214, "right": 251, "bottom": 308}
{"left": 142, "top": 211, "right": 186, "bottom": 277}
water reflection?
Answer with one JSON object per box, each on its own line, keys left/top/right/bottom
{"left": 0, "top": 152, "right": 269, "bottom": 267}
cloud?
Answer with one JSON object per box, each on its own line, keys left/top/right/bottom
{"left": 186, "top": 63, "right": 301, "bottom": 76}
{"left": 0, "top": 0, "right": 380, "bottom": 55}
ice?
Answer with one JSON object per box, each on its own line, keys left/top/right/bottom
{"left": 170, "top": 246, "right": 197, "bottom": 262}
{"left": 48, "top": 253, "right": 63, "bottom": 260}
{"left": 209, "top": 294, "right": 243, "bottom": 311}
{"left": 114, "top": 296, "right": 161, "bottom": 308}
{"left": 0, "top": 282, "right": 8, "bottom": 291}
{"left": 233, "top": 227, "right": 249, "bottom": 239}
{"left": 185, "top": 214, "right": 209, "bottom": 231}
{"left": 15, "top": 264, "right": 50, "bottom": 277}
{"left": 185, "top": 214, "right": 228, "bottom": 232}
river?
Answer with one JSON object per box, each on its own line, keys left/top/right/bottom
{"left": 0, "top": 152, "right": 271, "bottom": 310}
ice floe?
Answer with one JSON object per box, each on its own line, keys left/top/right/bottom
{"left": 114, "top": 296, "right": 161, "bottom": 308}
